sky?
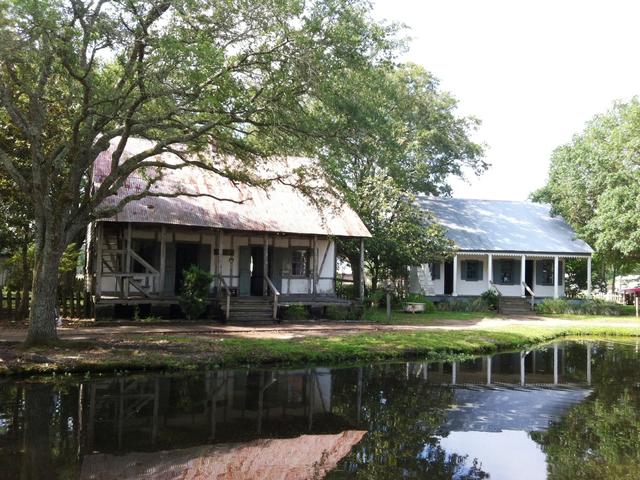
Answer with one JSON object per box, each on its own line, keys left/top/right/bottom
{"left": 372, "top": 0, "right": 640, "bottom": 200}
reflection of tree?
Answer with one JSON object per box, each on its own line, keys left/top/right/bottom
{"left": 533, "top": 344, "right": 640, "bottom": 480}
{"left": 327, "top": 365, "right": 489, "bottom": 479}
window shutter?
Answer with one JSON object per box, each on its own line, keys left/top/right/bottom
{"left": 477, "top": 261, "right": 483, "bottom": 281}
{"left": 557, "top": 260, "right": 563, "bottom": 285}
{"left": 461, "top": 261, "right": 467, "bottom": 280}
{"left": 512, "top": 260, "right": 521, "bottom": 285}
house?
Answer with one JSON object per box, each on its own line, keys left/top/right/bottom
{"left": 408, "top": 198, "right": 593, "bottom": 308}
{"left": 86, "top": 138, "right": 369, "bottom": 320}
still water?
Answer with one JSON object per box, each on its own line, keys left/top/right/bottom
{"left": 1, "top": 340, "right": 639, "bottom": 479}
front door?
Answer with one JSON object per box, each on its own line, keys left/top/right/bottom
{"left": 250, "top": 246, "right": 265, "bottom": 296}
{"left": 525, "top": 260, "right": 534, "bottom": 295}
{"left": 175, "top": 243, "right": 199, "bottom": 294}
{"left": 444, "top": 260, "right": 454, "bottom": 295}
{"left": 238, "top": 246, "right": 252, "bottom": 296}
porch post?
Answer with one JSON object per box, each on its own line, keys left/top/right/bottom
{"left": 159, "top": 226, "right": 166, "bottom": 296}
{"left": 124, "top": 222, "right": 132, "bottom": 297}
{"left": 312, "top": 235, "right": 318, "bottom": 296}
{"left": 452, "top": 255, "right": 458, "bottom": 296}
{"left": 487, "top": 253, "right": 493, "bottom": 289}
{"left": 95, "top": 223, "right": 103, "bottom": 301}
{"left": 217, "top": 230, "right": 223, "bottom": 297}
{"left": 553, "top": 255, "right": 559, "bottom": 299}
{"left": 209, "top": 232, "right": 216, "bottom": 293}
{"left": 587, "top": 255, "right": 592, "bottom": 297}
{"left": 520, "top": 254, "right": 526, "bottom": 297}
{"left": 263, "top": 234, "right": 269, "bottom": 296}
{"left": 359, "top": 238, "right": 365, "bottom": 301}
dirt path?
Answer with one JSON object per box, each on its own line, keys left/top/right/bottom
{"left": 1, "top": 315, "right": 638, "bottom": 342}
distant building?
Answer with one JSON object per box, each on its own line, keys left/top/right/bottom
{"left": 409, "top": 198, "right": 594, "bottom": 313}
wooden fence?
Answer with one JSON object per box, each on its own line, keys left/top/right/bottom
{"left": 0, "top": 288, "right": 91, "bottom": 320}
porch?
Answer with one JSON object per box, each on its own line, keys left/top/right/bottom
{"left": 413, "top": 251, "right": 593, "bottom": 300}
{"left": 89, "top": 221, "right": 363, "bottom": 321}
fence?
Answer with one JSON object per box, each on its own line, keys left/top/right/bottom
{"left": 0, "top": 288, "right": 91, "bottom": 320}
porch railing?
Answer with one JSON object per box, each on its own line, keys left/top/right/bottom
{"left": 265, "top": 276, "right": 280, "bottom": 321}
{"left": 522, "top": 282, "right": 535, "bottom": 310}
{"left": 219, "top": 275, "right": 231, "bottom": 321}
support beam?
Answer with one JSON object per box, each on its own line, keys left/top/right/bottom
{"left": 520, "top": 254, "right": 526, "bottom": 297}
{"left": 263, "top": 234, "right": 269, "bottom": 296}
{"left": 452, "top": 255, "right": 458, "bottom": 296}
{"left": 95, "top": 223, "right": 103, "bottom": 301}
{"left": 217, "top": 230, "right": 223, "bottom": 297}
{"left": 159, "top": 226, "right": 167, "bottom": 296}
{"left": 487, "top": 253, "right": 493, "bottom": 290}
{"left": 359, "top": 238, "right": 365, "bottom": 301}
{"left": 312, "top": 235, "right": 318, "bottom": 295}
{"left": 553, "top": 256, "right": 560, "bottom": 299}
{"left": 587, "top": 256, "right": 592, "bottom": 298}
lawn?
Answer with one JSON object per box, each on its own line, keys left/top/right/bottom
{"left": 2, "top": 322, "right": 639, "bottom": 376}
{"left": 362, "top": 307, "right": 497, "bottom": 324}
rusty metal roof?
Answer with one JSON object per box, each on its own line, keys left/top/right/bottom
{"left": 93, "top": 138, "right": 370, "bottom": 237}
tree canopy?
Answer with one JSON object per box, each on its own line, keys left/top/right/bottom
{"left": 532, "top": 98, "right": 640, "bottom": 286}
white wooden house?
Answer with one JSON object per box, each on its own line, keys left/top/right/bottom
{"left": 86, "top": 138, "right": 369, "bottom": 321}
{"left": 409, "top": 198, "right": 594, "bottom": 311}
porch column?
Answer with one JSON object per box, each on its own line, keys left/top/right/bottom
{"left": 487, "top": 253, "right": 493, "bottom": 290}
{"left": 209, "top": 232, "right": 216, "bottom": 293}
{"left": 553, "top": 255, "right": 559, "bottom": 299}
{"left": 95, "top": 223, "right": 103, "bottom": 301}
{"left": 159, "top": 226, "right": 167, "bottom": 296}
{"left": 587, "top": 256, "right": 592, "bottom": 297}
{"left": 359, "top": 238, "right": 365, "bottom": 301}
{"left": 452, "top": 255, "right": 458, "bottom": 296}
{"left": 217, "top": 230, "right": 223, "bottom": 297}
{"left": 263, "top": 234, "right": 269, "bottom": 296}
{"left": 520, "top": 254, "right": 526, "bottom": 297}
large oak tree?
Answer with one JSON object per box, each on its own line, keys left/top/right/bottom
{"left": 0, "top": 0, "right": 399, "bottom": 344}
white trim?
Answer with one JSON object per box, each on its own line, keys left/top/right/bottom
{"left": 452, "top": 255, "right": 458, "bottom": 296}
{"left": 456, "top": 251, "right": 590, "bottom": 259}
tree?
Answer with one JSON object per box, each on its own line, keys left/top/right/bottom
{"left": 533, "top": 99, "right": 640, "bottom": 291}
{"left": 0, "top": 0, "right": 400, "bottom": 344}
{"left": 320, "top": 63, "right": 485, "bottom": 291}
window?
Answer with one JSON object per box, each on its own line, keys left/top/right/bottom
{"left": 500, "top": 260, "right": 514, "bottom": 284}
{"left": 539, "top": 260, "right": 553, "bottom": 285}
{"left": 291, "top": 249, "right": 310, "bottom": 277}
{"left": 463, "top": 260, "right": 482, "bottom": 281}
{"left": 537, "top": 260, "right": 563, "bottom": 286}
{"left": 428, "top": 262, "right": 441, "bottom": 280}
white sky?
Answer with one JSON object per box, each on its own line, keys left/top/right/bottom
{"left": 372, "top": 0, "right": 640, "bottom": 200}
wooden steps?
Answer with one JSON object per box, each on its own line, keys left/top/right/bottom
{"left": 228, "top": 297, "right": 275, "bottom": 322}
{"left": 499, "top": 297, "right": 534, "bottom": 316}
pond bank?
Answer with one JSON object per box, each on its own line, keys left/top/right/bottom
{"left": 1, "top": 320, "right": 639, "bottom": 375}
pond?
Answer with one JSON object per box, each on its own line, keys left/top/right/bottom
{"left": 1, "top": 340, "right": 639, "bottom": 479}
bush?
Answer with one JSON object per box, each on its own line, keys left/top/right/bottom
{"left": 480, "top": 290, "right": 499, "bottom": 311}
{"left": 437, "top": 298, "right": 491, "bottom": 312}
{"left": 178, "top": 266, "right": 213, "bottom": 320}
{"left": 325, "top": 305, "right": 362, "bottom": 320}
{"left": 536, "top": 298, "right": 624, "bottom": 316}
{"left": 336, "top": 282, "right": 358, "bottom": 300}
{"left": 281, "top": 304, "right": 310, "bottom": 320}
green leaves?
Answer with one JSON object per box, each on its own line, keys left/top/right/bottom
{"left": 533, "top": 98, "right": 640, "bottom": 268}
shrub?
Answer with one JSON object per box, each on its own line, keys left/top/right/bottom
{"left": 325, "top": 305, "right": 362, "bottom": 320}
{"left": 282, "top": 304, "right": 310, "bottom": 320}
{"left": 536, "top": 298, "right": 624, "bottom": 316}
{"left": 178, "top": 266, "right": 213, "bottom": 320}
{"left": 480, "top": 290, "right": 499, "bottom": 311}
{"left": 336, "top": 282, "right": 358, "bottom": 300}
{"left": 437, "top": 298, "right": 491, "bottom": 312}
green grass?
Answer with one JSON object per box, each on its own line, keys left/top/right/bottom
{"left": 4, "top": 322, "right": 639, "bottom": 375}
{"left": 362, "top": 308, "right": 496, "bottom": 324}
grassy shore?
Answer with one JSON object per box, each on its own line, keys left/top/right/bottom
{"left": 1, "top": 321, "right": 638, "bottom": 376}
{"left": 362, "top": 308, "right": 497, "bottom": 324}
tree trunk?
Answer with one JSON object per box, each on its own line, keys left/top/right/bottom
{"left": 16, "top": 239, "right": 30, "bottom": 319}
{"left": 25, "top": 234, "right": 65, "bottom": 346}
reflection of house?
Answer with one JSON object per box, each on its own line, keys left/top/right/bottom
{"left": 86, "top": 138, "right": 369, "bottom": 320}
{"left": 81, "top": 431, "right": 366, "bottom": 480}
{"left": 409, "top": 198, "right": 593, "bottom": 310}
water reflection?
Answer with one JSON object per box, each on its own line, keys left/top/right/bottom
{"left": 0, "top": 341, "right": 639, "bottom": 479}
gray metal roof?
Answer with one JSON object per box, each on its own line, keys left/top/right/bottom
{"left": 416, "top": 197, "right": 593, "bottom": 255}
{"left": 93, "top": 138, "right": 370, "bottom": 238}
